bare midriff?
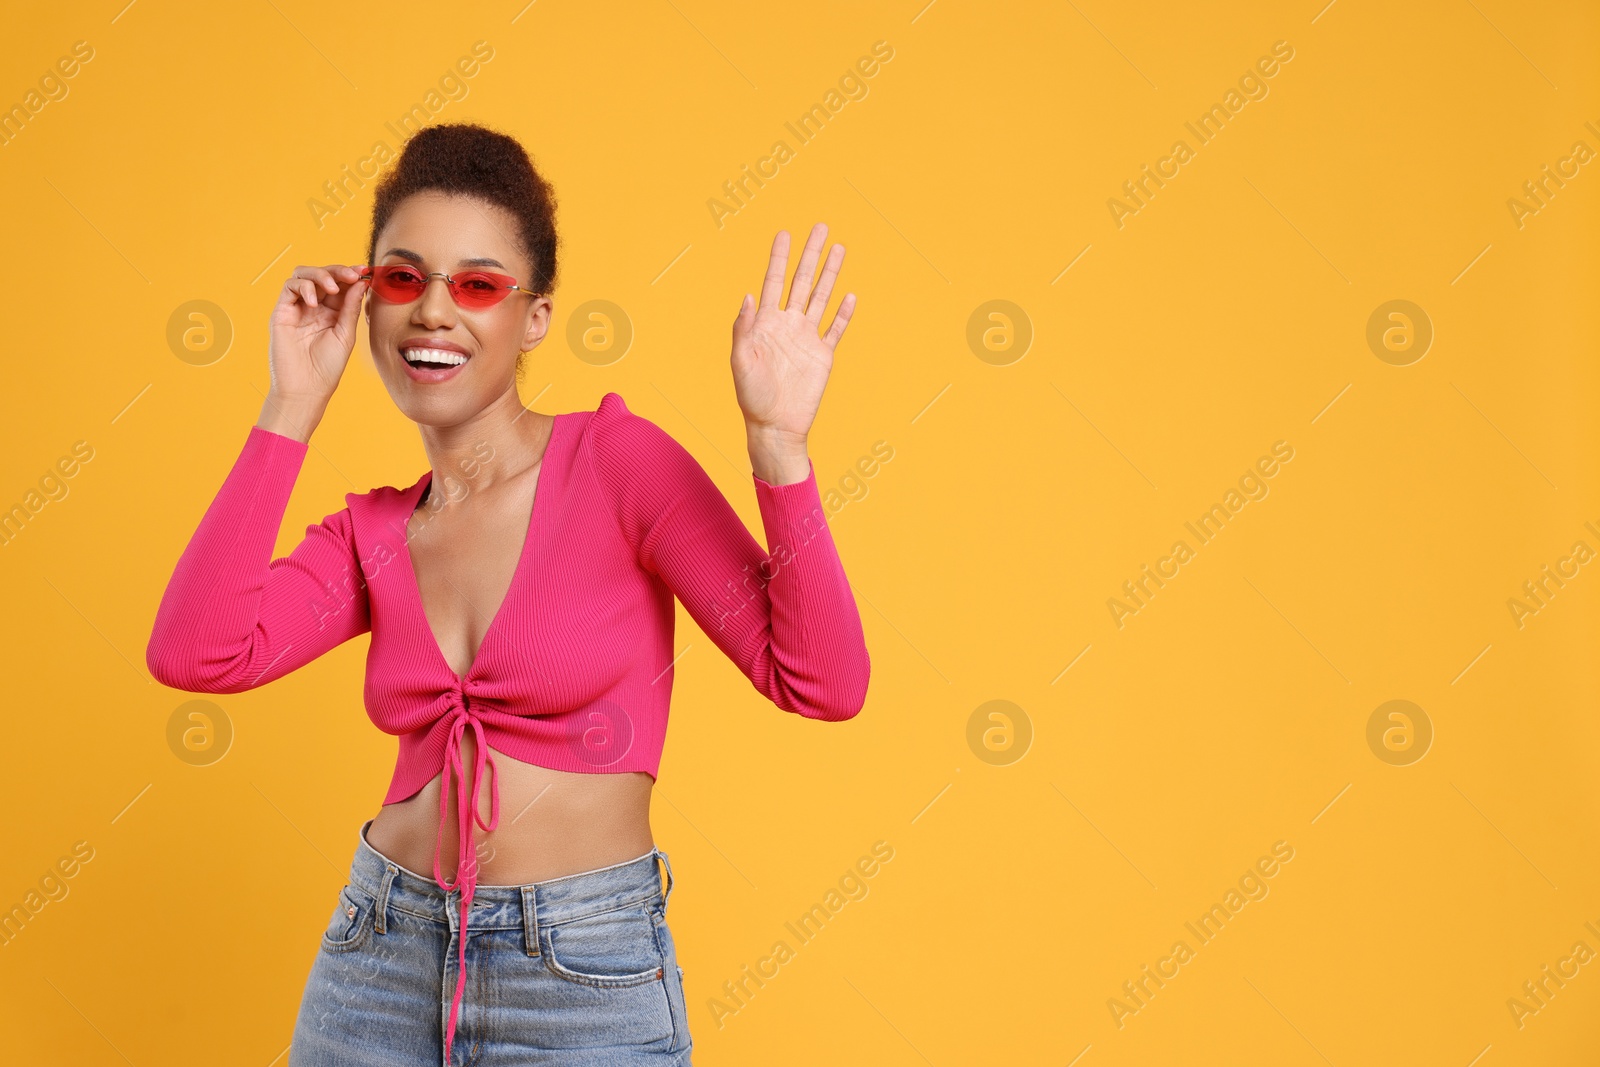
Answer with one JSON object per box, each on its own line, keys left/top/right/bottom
{"left": 365, "top": 742, "right": 656, "bottom": 885}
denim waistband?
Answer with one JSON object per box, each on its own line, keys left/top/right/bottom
{"left": 351, "top": 817, "right": 674, "bottom": 939}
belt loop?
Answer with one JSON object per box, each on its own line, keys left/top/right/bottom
{"left": 374, "top": 862, "right": 399, "bottom": 935}
{"left": 521, "top": 885, "right": 540, "bottom": 956}
{"left": 656, "top": 848, "right": 674, "bottom": 910}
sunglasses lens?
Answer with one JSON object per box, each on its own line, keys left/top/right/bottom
{"left": 452, "top": 271, "right": 514, "bottom": 309}
{"left": 368, "top": 265, "right": 426, "bottom": 302}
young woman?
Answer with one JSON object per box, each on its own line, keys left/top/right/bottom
{"left": 145, "top": 122, "right": 871, "bottom": 1065}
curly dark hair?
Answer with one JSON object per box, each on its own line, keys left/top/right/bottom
{"left": 366, "top": 122, "right": 560, "bottom": 374}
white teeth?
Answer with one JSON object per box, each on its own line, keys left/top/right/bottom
{"left": 404, "top": 348, "right": 468, "bottom": 366}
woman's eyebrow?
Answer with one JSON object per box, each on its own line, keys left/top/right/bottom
{"left": 379, "top": 247, "right": 507, "bottom": 269}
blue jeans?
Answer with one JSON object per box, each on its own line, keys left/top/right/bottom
{"left": 290, "top": 818, "right": 694, "bottom": 1065}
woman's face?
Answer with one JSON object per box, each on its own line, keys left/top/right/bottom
{"left": 366, "top": 191, "right": 551, "bottom": 425}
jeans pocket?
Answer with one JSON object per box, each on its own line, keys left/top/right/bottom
{"left": 320, "top": 883, "right": 374, "bottom": 954}
{"left": 541, "top": 900, "right": 666, "bottom": 988}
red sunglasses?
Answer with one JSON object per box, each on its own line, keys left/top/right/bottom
{"left": 359, "top": 264, "right": 542, "bottom": 309}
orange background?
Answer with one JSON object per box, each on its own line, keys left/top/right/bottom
{"left": 1, "top": 1, "right": 1597, "bottom": 1064}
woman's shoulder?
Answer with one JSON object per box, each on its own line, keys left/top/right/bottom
{"left": 586, "top": 390, "right": 645, "bottom": 430}
{"left": 336, "top": 468, "right": 428, "bottom": 521}
{"left": 577, "top": 390, "right": 702, "bottom": 473}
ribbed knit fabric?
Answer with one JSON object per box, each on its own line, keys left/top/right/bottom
{"left": 145, "top": 391, "right": 870, "bottom": 1064}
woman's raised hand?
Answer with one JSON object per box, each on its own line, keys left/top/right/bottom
{"left": 731, "top": 224, "right": 856, "bottom": 446}
{"left": 266, "top": 263, "right": 369, "bottom": 410}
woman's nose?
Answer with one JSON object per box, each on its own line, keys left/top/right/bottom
{"left": 414, "top": 276, "right": 458, "bottom": 325}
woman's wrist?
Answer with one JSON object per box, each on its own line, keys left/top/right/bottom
{"left": 257, "top": 392, "right": 328, "bottom": 444}
{"left": 746, "top": 424, "right": 810, "bottom": 486}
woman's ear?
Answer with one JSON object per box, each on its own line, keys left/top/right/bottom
{"left": 520, "top": 294, "right": 553, "bottom": 352}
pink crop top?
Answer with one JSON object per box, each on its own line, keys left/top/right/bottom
{"left": 145, "top": 391, "right": 870, "bottom": 1061}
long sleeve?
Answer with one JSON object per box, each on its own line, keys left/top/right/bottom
{"left": 587, "top": 393, "right": 870, "bottom": 720}
{"left": 146, "top": 425, "right": 372, "bottom": 693}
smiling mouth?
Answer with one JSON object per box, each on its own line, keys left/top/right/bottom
{"left": 402, "top": 347, "right": 469, "bottom": 368}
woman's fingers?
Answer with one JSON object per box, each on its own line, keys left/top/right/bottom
{"left": 822, "top": 292, "right": 857, "bottom": 349}
{"left": 335, "top": 276, "right": 368, "bottom": 336}
{"left": 294, "top": 266, "right": 332, "bottom": 295}
{"left": 784, "top": 223, "right": 828, "bottom": 312}
{"left": 319, "top": 265, "right": 349, "bottom": 290}
{"left": 757, "top": 230, "right": 791, "bottom": 310}
{"left": 287, "top": 265, "right": 365, "bottom": 310}
{"left": 288, "top": 269, "right": 326, "bottom": 308}
{"left": 805, "top": 243, "right": 846, "bottom": 324}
